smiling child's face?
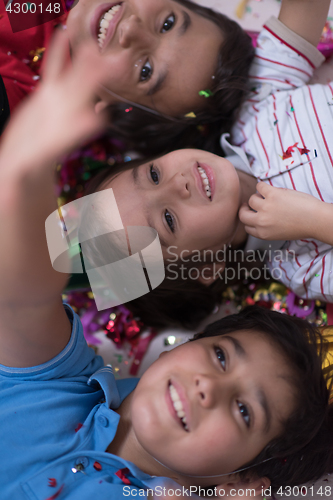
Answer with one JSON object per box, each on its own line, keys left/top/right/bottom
{"left": 130, "top": 330, "right": 295, "bottom": 482}
{"left": 104, "top": 149, "right": 241, "bottom": 255}
{"left": 66, "top": 0, "right": 223, "bottom": 116}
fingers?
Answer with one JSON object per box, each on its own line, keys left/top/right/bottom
{"left": 245, "top": 192, "right": 264, "bottom": 212}
{"left": 256, "top": 181, "right": 272, "bottom": 197}
{"left": 239, "top": 203, "right": 257, "bottom": 226}
{"left": 42, "top": 30, "right": 70, "bottom": 81}
{"left": 71, "top": 42, "right": 109, "bottom": 88}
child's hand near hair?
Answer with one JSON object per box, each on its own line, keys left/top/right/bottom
{"left": 239, "top": 182, "right": 333, "bottom": 245}
{"left": 0, "top": 30, "right": 107, "bottom": 173}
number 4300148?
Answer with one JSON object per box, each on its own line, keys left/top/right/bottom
{"left": 6, "top": 2, "right": 61, "bottom": 13}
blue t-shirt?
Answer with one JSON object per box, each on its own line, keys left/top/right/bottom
{"left": 0, "top": 304, "right": 170, "bottom": 499}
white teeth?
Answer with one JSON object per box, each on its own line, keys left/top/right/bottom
{"left": 98, "top": 4, "right": 121, "bottom": 49}
{"left": 197, "top": 166, "right": 211, "bottom": 199}
{"left": 169, "top": 384, "right": 189, "bottom": 431}
{"left": 174, "top": 400, "right": 183, "bottom": 412}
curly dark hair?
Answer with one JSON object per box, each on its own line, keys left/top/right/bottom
{"left": 105, "top": 0, "right": 255, "bottom": 156}
{"left": 192, "top": 306, "right": 333, "bottom": 491}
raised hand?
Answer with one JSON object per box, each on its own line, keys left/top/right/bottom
{"left": 0, "top": 30, "right": 108, "bottom": 173}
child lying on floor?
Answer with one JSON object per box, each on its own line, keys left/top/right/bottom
{"left": 77, "top": 0, "right": 333, "bottom": 329}
{"left": 0, "top": 30, "right": 333, "bottom": 500}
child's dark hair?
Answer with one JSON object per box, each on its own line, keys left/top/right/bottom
{"left": 192, "top": 306, "right": 333, "bottom": 490}
{"left": 106, "top": 0, "right": 255, "bottom": 156}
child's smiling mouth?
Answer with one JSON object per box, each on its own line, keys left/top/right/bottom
{"left": 197, "top": 165, "right": 212, "bottom": 199}
{"left": 168, "top": 382, "right": 189, "bottom": 431}
{"left": 92, "top": 2, "right": 124, "bottom": 50}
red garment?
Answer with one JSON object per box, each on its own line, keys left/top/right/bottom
{"left": 0, "top": 1, "right": 67, "bottom": 113}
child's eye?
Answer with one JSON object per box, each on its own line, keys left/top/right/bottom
{"left": 165, "top": 210, "right": 175, "bottom": 232}
{"left": 150, "top": 164, "right": 159, "bottom": 184}
{"left": 161, "top": 13, "right": 175, "bottom": 33}
{"left": 140, "top": 61, "right": 152, "bottom": 81}
{"left": 238, "top": 401, "right": 251, "bottom": 427}
{"left": 214, "top": 346, "right": 226, "bottom": 370}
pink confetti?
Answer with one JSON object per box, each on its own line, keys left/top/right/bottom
{"left": 48, "top": 478, "right": 57, "bottom": 488}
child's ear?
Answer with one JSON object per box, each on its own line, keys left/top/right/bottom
{"left": 95, "top": 100, "right": 110, "bottom": 114}
{"left": 196, "top": 262, "right": 225, "bottom": 286}
{"left": 218, "top": 476, "right": 271, "bottom": 497}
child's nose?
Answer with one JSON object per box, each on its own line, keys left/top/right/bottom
{"left": 168, "top": 173, "right": 190, "bottom": 199}
{"left": 118, "top": 15, "right": 155, "bottom": 49}
{"left": 194, "top": 374, "right": 220, "bottom": 409}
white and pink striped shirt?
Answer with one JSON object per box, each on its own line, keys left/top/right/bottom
{"left": 223, "top": 17, "right": 333, "bottom": 302}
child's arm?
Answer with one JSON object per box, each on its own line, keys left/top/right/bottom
{"left": 239, "top": 182, "right": 333, "bottom": 245}
{"left": 278, "top": 0, "right": 331, "bottom": 46}
{"left": 0, "top": 33, "right": 107, "bottom": 368}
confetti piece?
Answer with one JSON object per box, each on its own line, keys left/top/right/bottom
{"left": 315, "top": 273, "right": 320, "bottom": 277}
{"left": 125, "top": 107, "right": 133, "bottom": 113}
{"left": 115, "top": 468, "right": 131, "bottom": 485}
{"left": 185, "top": 112, "right": 196, "bottom": 118}
{"left": 48, "top": 478, "right": 57, "bottom": 488}
{"left": 290, "top": 106, "right": 294, "bottom": 112}
{"left": 235, "top": 0, "right": 248, "bottom": 19}
{"left": 93, "top": 461, "right": 102, "bottom": 471}
{"left": 282, "top": 142, "right": 299, "bottom": 159}
{"left": 297, "top": 147, "right": 310, "bottom": 155}
{"left": 198, "top": 89, "right": 214, "bottom": 98}
{"left": 273, "top": 120, "right": 278, "bottom": 126}
{"left": 75, "top": 423, "right": 83, "bottom": 433}
{"left": 286, "top": 111, "right": 291, "bottom": 118}
{"left": 45, "top": 485, "right": 64, "bottom": 500}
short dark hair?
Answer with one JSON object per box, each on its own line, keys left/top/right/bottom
{"left": 106, "top": 0, "right": 255, "bottom": 156}
{"left": 192, "top": 306, "right": 333, "bottom": 490}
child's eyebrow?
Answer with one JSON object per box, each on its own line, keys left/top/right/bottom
{"left": 179, "top": 10, "right": 192, "bottom": 36}
{"left": 222, "top": 335, "right": 247, "bottom": 358}
{"left": 147, "top": 69, "right": 168, "bottom": 97}
{"left": 257, "top": 387, "right": 272, "bottom": 433}
{"left": 147, "top": 11, "right": 192, "bottom": 98}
